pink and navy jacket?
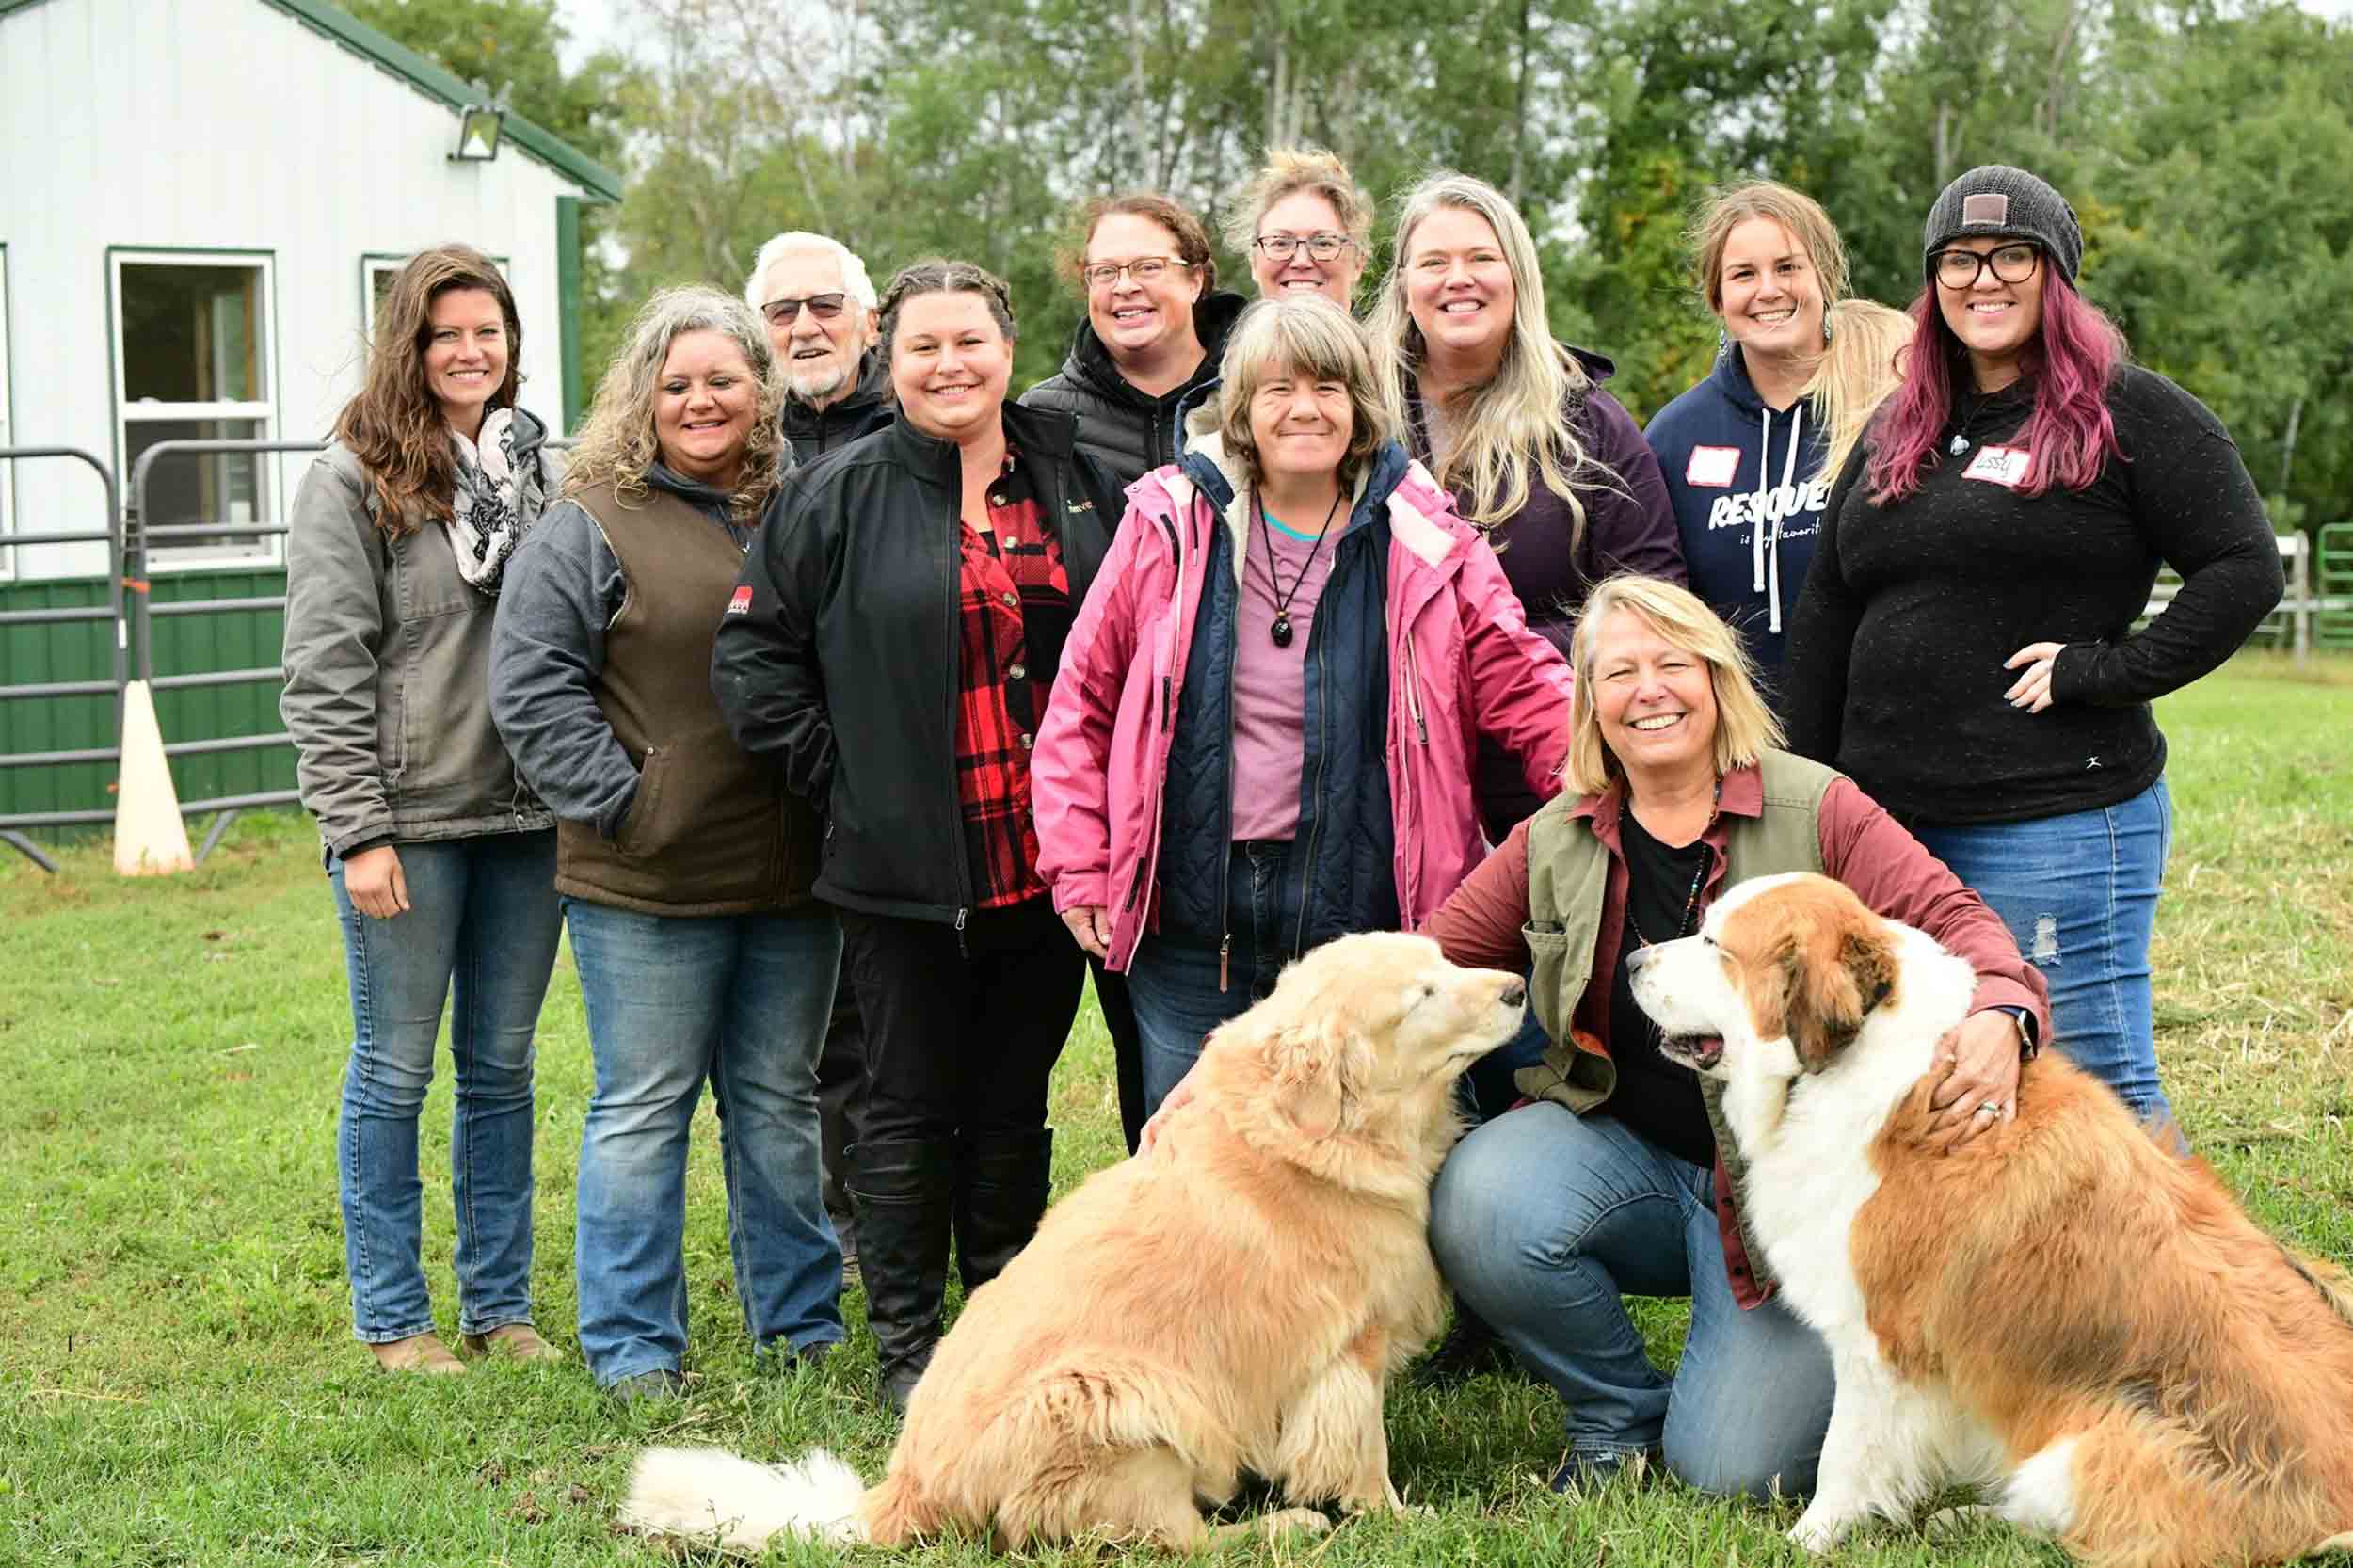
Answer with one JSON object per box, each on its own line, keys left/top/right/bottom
{"left": 1032, "top": 420, "right": 1577, "bottom": 972}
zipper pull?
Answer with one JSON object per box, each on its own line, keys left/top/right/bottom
{"left": 1218, "top": 933, "right": 1231, "bottom": 994}
{"left": 955, "top": 906, "right": 969, "bottom": 959}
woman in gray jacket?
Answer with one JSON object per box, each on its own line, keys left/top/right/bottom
{"left": 280, "top": 245, "right": 565, "bottom": 1376}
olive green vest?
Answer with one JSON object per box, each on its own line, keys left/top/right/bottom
{"left": 1512, "top": 750, "right": 1842, "bottom": 1284}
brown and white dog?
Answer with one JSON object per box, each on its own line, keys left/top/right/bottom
{"left": 621, "top": 932, "right": 1526, "bottom": 1554}
{"left": 1628, "top": 872, "right": 2353, "bottom": 1568}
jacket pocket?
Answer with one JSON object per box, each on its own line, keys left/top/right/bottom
{"left": 616, "top": 746, "right": 672, "bottom": 860}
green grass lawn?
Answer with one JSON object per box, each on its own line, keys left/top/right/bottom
{"left": 3, "top": 654, "right": 2349, "bottom": 1566}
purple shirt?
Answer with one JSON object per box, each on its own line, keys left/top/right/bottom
{"left": 1230, "top": 500, "right": 1337, "bottom": 842}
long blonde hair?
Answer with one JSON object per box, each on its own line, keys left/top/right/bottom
{"left": 563, "top": 287, "right": 788, "bottom": 525}
{"left": 1369, "top": 172, "right": 1602, "bottom": 536}
{"left": 1805, "top": 299, "right": 1913, "bottom": 486}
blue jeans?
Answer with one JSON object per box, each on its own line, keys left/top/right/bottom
{"left": 331, "top": 831, "right": 562, "bottom": 1344}
{"left": 1431, "top": 1103, "right": 1835, "bottom": 1497}
{"left": 1912, "top": 777, "right": 2173, "bottom": 1128}
{"left": 564, "top": 899, "right": 844, "bottom": 1387}
{"left": 1128, "top": 840, "right": 1304, "bottom": 1116}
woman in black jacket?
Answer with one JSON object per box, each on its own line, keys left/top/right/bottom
{"left": 713, "top": 260, "right": 1123, "bottom": 1413}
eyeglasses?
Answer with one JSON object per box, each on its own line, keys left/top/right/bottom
{"left": 1931, "top": 244, "right": 2041, "bottom": 289}
{"left": 760, "top": 292, "right": 848, "bottom": 326}
{"left": 1080, "top": 257, "right": 1191, "bottom": 291}
{"left": 1253, "top": 232, "right": 1353, "bottom": 263}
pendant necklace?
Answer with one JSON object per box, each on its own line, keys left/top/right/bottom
{"left": 1626, "top": 782, "right": 1722, "bottom": 950}
{"left": 1258, "top": 488, "right": 1344, "bottom": 648}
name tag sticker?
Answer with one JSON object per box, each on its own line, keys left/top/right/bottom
{"left": 1963, "top": 445, "right": 2032, "bottom": 487}
{"left": 1686, "top": 446, "right": 1741, "bottom": 488}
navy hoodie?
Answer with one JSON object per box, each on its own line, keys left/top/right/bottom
{"left": 1643, "top": 347, "right": 1831, "bottom": 698}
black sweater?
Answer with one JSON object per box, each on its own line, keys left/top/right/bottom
{"left": 1783, "top": 364, "right": 2281, "bottom": 826}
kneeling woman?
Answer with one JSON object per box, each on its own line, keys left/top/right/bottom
{"left": 493, "top": 288, "right": 841, "bottom": 1398}
{"left": 713, "top": 261, "right": 1125, "bottom": 1412}
{"left": 1032, "top": 297, "right": 1575, "bottom": 1114}
{"left": 1424, "top": 575, "right": 2048, "bottom": 1497}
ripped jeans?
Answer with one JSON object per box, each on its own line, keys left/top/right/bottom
{"left": 1912, "top": 776, "right": 2173, "bottom": 1129}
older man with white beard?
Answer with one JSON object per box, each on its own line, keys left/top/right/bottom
{"left": 746, "top": 232, "right": 893, "bottom": 457}
{"left": 743, "top": 231, "right": 894, "bottom": 1288}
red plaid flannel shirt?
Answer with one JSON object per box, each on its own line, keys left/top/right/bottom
{"left": 954, "top": 448, "right": 1067, "bottom": 909}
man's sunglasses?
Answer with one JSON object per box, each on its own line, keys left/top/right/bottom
{"left": 760, "top": 293, "right": 849, "bottom": 325}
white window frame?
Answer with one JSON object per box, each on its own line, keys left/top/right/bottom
{"left": 0, "top": 244, "right": 15, "bottom": 581}
{"left": 360, "top": 250, "right": 511, "bottom": 346}
{"left": 110, "top": 248, "right": 280, "bottom": 572}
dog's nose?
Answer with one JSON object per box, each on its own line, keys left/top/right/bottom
{"left": 1499, "top": 981, "right": 1526, "bottom": 1007}
{"left": 1626, "top": 945, "right": 1655, "bottom": 974}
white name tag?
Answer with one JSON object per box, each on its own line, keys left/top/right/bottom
{"left": 1686, "top": 445, "right": 1741, "bottom": 488}
{"left": 1962, "top": 444, "right": 2031, "bottom": 487}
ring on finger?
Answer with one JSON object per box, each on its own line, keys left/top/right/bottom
{"left": 1973, "top": 1103, "right": 2001, "bottom": 1120}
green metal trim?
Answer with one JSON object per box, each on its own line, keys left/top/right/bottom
{"left": 556, "top": 197, "right": 584, "bottom": 435}
{"left": 0, "top": 0, "right": 60, "bottom": 18}
{"left": 254, "top": 0, "right": 623, "bottom": 202}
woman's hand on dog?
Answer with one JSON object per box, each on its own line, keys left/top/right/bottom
{"left": 1136, "top": 1071, "right": 1199, "bottom": 1155}
{"left": 344, "top": 844, "right": 410, "bottom": 920}
{"left": 1924, "top": 1010, "right": 2025, "bottom": 1148}
{"left": 1061, "top": 904, "right": 1112, "bottom": 960}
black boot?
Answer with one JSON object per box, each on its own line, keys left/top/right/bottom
{"left": 952, "top": 1128, "right": 1053, "bottom": 1294}
{"left": 846, "top": 1137, "right": 955, "bottom": 1414}
{"left": 1412, "top": 1298, "right": 1521, "bottom": 1387}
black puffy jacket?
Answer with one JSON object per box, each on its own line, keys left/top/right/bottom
{"left": 712, "top": 401, "right": 1123, "bottom": 925}
{"left": 1020, "top": 292, "right": 1248, "bottom": 491}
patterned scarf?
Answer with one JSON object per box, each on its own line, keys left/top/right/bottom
{"left": 444, "top": 408, "right": 535, "bottom": 594}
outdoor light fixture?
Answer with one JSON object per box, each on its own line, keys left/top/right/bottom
{"left": 450, "top": 81, "right": 511, "bottom": 163}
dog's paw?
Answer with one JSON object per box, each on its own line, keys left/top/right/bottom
{"left": 1258, "top": 1507, "right": 1333, "bottom": 1541}
{"left": 1788, "top": 1505, "right": 1853, "bottom": 1554}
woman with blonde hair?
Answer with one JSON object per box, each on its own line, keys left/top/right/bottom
{"left": 1228, "top": 147, "right": 1377, "bottom": 308}
{"left": 1804, "top": 298, "right": 1913, "bottom": 487}
{"left": 282, "top": 243, "right": 564, "bottom": 1375}
{"left": 1644, "top": 181, "right": 1850, "bottom": 696}
{"left": 1423, "top": 574, "right": 2046, "bottom": 1498}
{"left": 492, "top": 286, "right": 841, "bottom": 1401}
{"left": 1369, "top": 170, "right": 1682, "bottom": 840}
{"left": 1032, "top": 296, "right": 1575, "bottom": 1118}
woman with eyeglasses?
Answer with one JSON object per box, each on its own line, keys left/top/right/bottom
{"left": 1230, "top": 148, "right": 1375, "bottom": 309}
{"left": 1021, "top": 195, "right": 1244, "bottom": 1154}
{"left": 1785, "top": 165, "right": 2282, "bottom": 1132}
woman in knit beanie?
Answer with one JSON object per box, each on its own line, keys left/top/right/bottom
{"left": 1782, "top": 164, "right": 2283, "bottom": 1138}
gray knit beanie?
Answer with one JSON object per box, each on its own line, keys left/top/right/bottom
{"left": 1922, "top": 165, "right": 2082, "bottom": 285}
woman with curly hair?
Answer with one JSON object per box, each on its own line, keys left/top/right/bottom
{"left": 492, "top": 286, "right": 841, "bottom": 1401}
{"left": 281, "top": 243, "right": 564, "bottom": 1375}
{"left": 712, "top": 261, "right": 1124, "bottom": 1413}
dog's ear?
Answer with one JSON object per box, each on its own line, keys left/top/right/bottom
{"left": 1784, "top": 920, "right": 1897, "bottom": 1068}
{"left": 1262, "top": 1016, "right": 1371, "bottom": 1141}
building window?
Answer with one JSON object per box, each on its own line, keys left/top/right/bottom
{"left": 361, "top": 252, "right": 509, "bottom": 346}
{"left": 111, "top": 250, "right": 278, "bottom": 568}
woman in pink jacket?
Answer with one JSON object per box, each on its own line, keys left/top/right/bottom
{"left": 1032, "top": 297, "right": 1575, "bottom": 1114}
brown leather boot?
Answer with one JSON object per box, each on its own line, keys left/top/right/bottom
{"left": 461, "top": 1324, "right": 564, "bottom": 1364}
{"left": 370, "top": 1332, "right": 466, "bottom": 1374}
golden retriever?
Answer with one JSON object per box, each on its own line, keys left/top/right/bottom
{"left": 622, "top": 930, "right": 1527, "bottom": 1552}
{"left": 1629, "top": 872, "right": 2353, "bottom": 1568}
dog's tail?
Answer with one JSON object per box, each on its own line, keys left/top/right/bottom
{"left": 620, "top": 1446, "right": 867, "bottom": 1552}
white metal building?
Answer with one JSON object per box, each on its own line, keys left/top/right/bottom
{"left": 0, "top": 0, "right": 622, "bottom": 583}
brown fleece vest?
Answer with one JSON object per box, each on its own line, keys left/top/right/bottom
{"left": 554, "top": 482, "right": 817, "bottom": 916}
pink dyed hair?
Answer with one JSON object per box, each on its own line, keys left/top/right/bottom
{"left": 1865, "top": 266, "right": 2125, "bottom": 505}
